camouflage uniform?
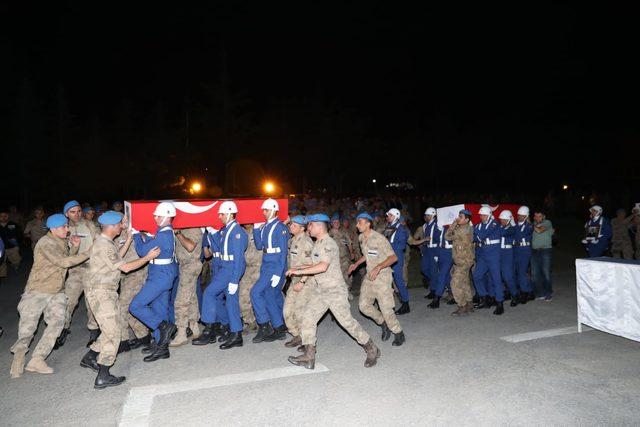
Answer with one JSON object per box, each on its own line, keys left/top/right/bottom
{"left": 283, "top": 232, "right": 314, "bottom": 337}
{"left": 300, "top": 236, "right": 370, "bottom": 346}
{"left": 445, "top": 222, "right": 476, "bottom": 307}
{"left": 10, "top": 233, "right": 88, "bottom": 371}
{"left": 358, "top": 230, "right": 402, "bottom": 333}
{"left": 65, "top": 219, "right": 100, "bottom": 330}
{"left": 24, "top": 218, "right": 47, "bottom": 250}
{"left": 611, "top": 217, "right": 633, "bottom": 259}
{"left": 240, "top": 228, "right": 262, "bottom": 328}
{"left": 116, "top": 229, "right": 149, "bottom": 340}
{"left": 329, "top": 228, "right": 353, "bottom": 289}
{"left": 85, "top": 235, "right": 124, "bottom": 367}
{"left": 174, "top": 228, "right": 203, "bottom": 328}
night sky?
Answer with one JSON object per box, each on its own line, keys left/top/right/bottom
{"left": 1, "top": 2, "right": 638, "bottom": 206}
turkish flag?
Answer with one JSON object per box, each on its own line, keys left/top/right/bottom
{"left": 125, "top": 198, "right": 289, "bottom": 232}
{"left": 436, "top": 203, "right": 521, "bottom": 227}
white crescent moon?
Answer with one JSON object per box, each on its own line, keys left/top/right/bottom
{"left": 163, "top": 201, "right": 219, "bottom": 214}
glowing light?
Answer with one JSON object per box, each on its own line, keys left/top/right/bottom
{"left": 191, "top": 182, "right": 203, "bottom": 193}
{"left": 562, "top": 184, "right": 569, "bottom": 190}
{"left": 263, "top": 181, "right": 275, "bottom": 194}
{"left": 372, "top": 179, "right": 377, "bottom": 183}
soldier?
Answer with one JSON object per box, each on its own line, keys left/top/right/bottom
{"left": 283, "top": 215, "right": 314, "bottom": 349}
{"left": 193, "top": 201, "right": 247, "bottom": 349}
{"left": 129, "top": 202, "right": 179, "bottom": 362}
{"left": 83, "top": 206, "right": 97, "bottom": 224}
{"left": 9, "top": 214, "right": 89, "bottom": 378}
{"left": 409, "top": 208, "right": 438, "bottom": 299}
{"left": 582, "top": 205, "right": 612, "bottom": 257}
{"left": 80, "top": 211, "right": 160, "bottom": 388}
{"left": 201, "top": 227, "right": 231, "bottom": 340}
{"left": 23, "top": 207, "right": 47, "bottom": 250}
{"left": 498, "top": 210, "right": 519, "bottom": 307}
{"left": 611, "top": 209, "right": 633, "bottom": 259}
{"left": 445, "top": 209, "right": 476, "bottom": 315}
{"left": 429, "top": 223, "right": 454, "bottom": 308}
{"left": 0, "top": 207, "right": 22, "bottom": 276}
{"left": 329, "top": 214, "right": 354, "bottom": 300}
{"left": 170, "top": 228, "right": 203, "bottom": 346}
{"left": 385, "top": 208, "right": 411, "bottom": 315}
{"left": 514, "top": 206, "right": 534, "bottom": 303}
{"left": 373, "top": 211, "right": 386, "bottom": 234}
{"left": 57, "top": 200, "right": 100, "bottom": 349}
{"left": 239, "top": 224, "right": 261, "bottom": 333}
{"left": 472, "top": 206, "right": 505, "bottom": 315}
{"left": 251, "top": 199, "right": 289, "bottom": 343}
{"left": 350, "top": 212, "right": 405, "bottom": 346}
{"left": 286, "top": 213, "right": 380, "bottom": 370}
{"left": 115, "top": 226, "right": 150, "bottom": 353}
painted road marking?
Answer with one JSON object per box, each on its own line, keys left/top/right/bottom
{"left": 501, "top": 326, "right": 592, "bottom": 343}
{"left": 119, "top": 363, "right": 329, "bottom": 426}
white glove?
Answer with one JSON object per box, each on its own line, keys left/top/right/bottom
{"left": 254, "top": 222, "right": 265, "bottom": 229}
{"left": 434, "top": 256, "right": 439, "bottom": 262}
{"left": 206, "top": 227, "right": 218, "bottom": 235}
{"left": 228, "top": 283, "right": 238, "bottom": 295}
{"left": 270, "top": 275, "right": 281, "bottom": 288}
{"left": 581, "top": 239, "right": 587, "bottom": 244}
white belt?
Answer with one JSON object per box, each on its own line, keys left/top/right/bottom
{"left": 212, "top": 252, "right": 221, "bottom": 258}
{"left": 485, "top": 239, "right": 500, "bottom": 245}
{"left": 150, "top": 258, "right": 174, "bottom": 265}
{"left": 443, "top": 244, "right": 452, "bottom": 249}
{"left": 427, "top": 244, "right": 438, "bottom": 248}
{"left": 264, "top": 248, "right": 281, "bottom": 254}
{"left": 501, "top": 244, "right": 513, "bottom": 249}
{"left": 517, "top": 242, "right": 530, "bottom": 247}
{"left": 221, "top": 255, "right": 235, "bottom": 261}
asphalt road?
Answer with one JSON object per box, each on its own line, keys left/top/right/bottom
{"left": 1, "top": 220, "right": 638, "bottom": 426}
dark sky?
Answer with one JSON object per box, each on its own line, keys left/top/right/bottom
{"left": 1, "top": 2, "right": 639, "bottom": 206}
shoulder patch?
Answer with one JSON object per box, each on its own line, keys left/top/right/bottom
{"left": 235, "top": 233, "right": 241, "bottom": 239}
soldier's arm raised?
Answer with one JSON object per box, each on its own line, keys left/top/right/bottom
{"left": 119, "top": 247, "right": 160, "bottom": 273}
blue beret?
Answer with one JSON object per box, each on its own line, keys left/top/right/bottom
{"left": 98, "top": 210, "right": 124, "bottom": 225}
{"left": 291, "top": 215, "right": 307, "bottom": 225}
{"left": 63, "top": 200, "right": 80, "bottom": 213}
{"left": 83, "top": 206, "right": 95, "bottom": 214}
{"left": 331, "top": 213, "right": 340, "bottom": 221}
{"left": 460, "top": 209, "right": 472, "bottom": 216}
{"left": 307, "top": 213, "right": 330, "bottom": 223}
{"left": 46, "top": 213, "right": 68, "bottom": 229}
{"left": 356, "top": 212, "right": 374, "bottom": 222}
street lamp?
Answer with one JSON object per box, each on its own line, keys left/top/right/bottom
{"left": 190, "top": 181, "right": 203, "bottom": 194}
{"left": 263, "top": 181, "right": 276, "bottom": 195}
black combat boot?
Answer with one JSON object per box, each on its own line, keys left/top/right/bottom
{"left": 141, "top": 337, "right": 157, "bottom": 354}
{"left": 493, "top": 301, "right": 505, "bottom": 315}
{"left": 192, "top": 323, "right": 216, "bottom": 345}
{"left": 446, "top": 298, "right": 456, "bottom": 305}
{"left": 474, "top": 296, "right": 489, "bottom": 309}
{"left": 518, "top": 292, "right": 528, "bottom": 305}
{"left": 86, "top": 329, "right": 101, "bottom": 347}
{"left": 157, "top": 321, "right": 177, "bottom": 347}
{"left": 510, "top": 295, "right": 519, "bottom": 307}
{"left": 252, "top": 322, "right": 274, "bottom": 343}
{"left": 428, "top": 297, "right": 440, "bottom": 309}
{"left": 504, "top": 290, "right": 512, "bottom": 301}
{"left": 394, "top": 301, "right": 410, "bottom": 315}
{"left": 217, "top": 324, "right": 231, "bottom": 343}
{"left": 53, "top": 328, "right": 71, "bottom": 350}
{"left": 143, "top": 344, "right": 170, "bottom": 362}
{"left": 94, "top": 364, "right": 126, "bottom": 389}
{"left": 426, "top": 290, "right": 435, "bottom": 300}
{"left": 381, "top": 322, "right": 391, "bottom": 341}
{"left": 117, "top": 340, "right": 131, "bottom": 354}
{"left": 263, "top": 325, "right": 287, "bottom": 342}
{"left": 219, "top": 332, "right": 243, "bottom": 350}
{"left": 80, "top": 349, "right": 99, "bottom": 372}
{"left": 392, "top": 331, "right": 405, "bottom": 347}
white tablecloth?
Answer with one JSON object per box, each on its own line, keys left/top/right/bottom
{"left": 576, "top": 257, "right": 640, "bottom": 342}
